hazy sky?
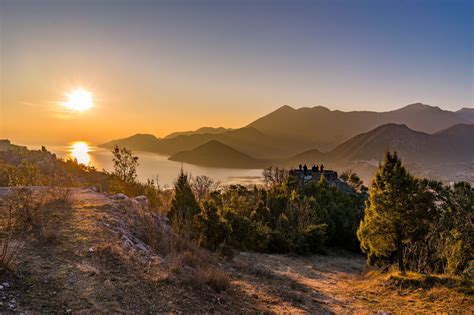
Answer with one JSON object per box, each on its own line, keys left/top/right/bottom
{"left": 1, "top": 0, "right": 472, "bottom": 144}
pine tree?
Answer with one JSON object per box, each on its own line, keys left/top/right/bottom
{"left": 357, "top": 152, "right": 418, "bottom": 271}
{"left": 195, "top": 200, "right": 231, "bottom": 250}
{"left": 168, "top": 169, "right": 201, "bottom": 238}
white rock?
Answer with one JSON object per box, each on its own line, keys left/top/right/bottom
{"left": 134, "top": 195, "right": 149, "bottom": 207}
{"left": 1, "top": 282, "right": 9, "bottom": 288}
{"left": 0, "top": 285, "right": 3, "bottom": 290}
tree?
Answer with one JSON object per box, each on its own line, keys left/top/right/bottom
{"left": 191, "top": 175, "right": 220, "bottom": 203}
{"left": 195, "top": 200, "right": 231, "bottom": 250}
{"left": 340, "top": 170, "right": 368, "bottom": 193}
{"left": 111, "top": 146, "right": 138, "bottom": 184}
{"left": 263, "top": 167, "right": 288, "bottom": 187}
{"left": 442, "top": 182, "right": 474, "bottom": 275}
{"left": 357, "top": 152, "right": 421, "bottom": 271}
{"left": 168, "top": 169, "right": 201, "bottom": 238}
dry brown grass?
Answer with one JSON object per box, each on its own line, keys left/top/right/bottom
{"left": 112, "top": 194, "right": 232, "bottom": 293}
{"left": 342, "top": 268, "right": 474, "bottom": 312}
{"left": 183, "top": 265, "right": 230, "bottom": 292}
{"left": 0, "top": 187, "right": 73, "bottom": 271}
{"left": 168, "top": 249, "right": 230, "bottom": 292}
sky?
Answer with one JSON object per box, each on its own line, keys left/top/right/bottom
{"left": 0, "top": 0, "right": 472, "bottom": 145}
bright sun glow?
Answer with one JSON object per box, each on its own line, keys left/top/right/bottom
{"left": 63, "top": 88, "right": 94, "bottom": 112}
{"left": 70, "top": 142, "right": 91, "bottom": 165}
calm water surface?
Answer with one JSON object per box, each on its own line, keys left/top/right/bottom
{"left": 29, "top": 143, "right": 264, "bottom": 188}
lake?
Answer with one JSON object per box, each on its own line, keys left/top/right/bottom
{"left": 27, "top": 143, "right": 264, "bottom": 188}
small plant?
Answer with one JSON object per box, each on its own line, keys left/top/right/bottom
{"left": 0, "top": 190, "right": 27, "bottom": 272}
{"left": 179, "top": 262, "right": 230, "bottom": 292}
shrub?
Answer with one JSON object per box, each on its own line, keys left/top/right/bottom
{"left": 168, "top": 170, "right": 200, "bottom": 238}
{"left": 0, "top": 200, "right": 25, "bottom": 272}
{"left": 180, "top": 263, "right": 230, "bottom": 292}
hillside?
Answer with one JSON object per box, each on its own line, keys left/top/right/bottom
{"left": 0, "top": 187, "right": 471, "bottom": 313}
{"left": 100, "top": 134, "right": 161, "bottom": 153}
{"left": 168, "top": 140, "right": 269, "bottom": 168}
{"left": 456, "top": 107, "right": 474, "bottom": 123}
{"left": 326, "top": 123, "right": 474, "bottom": 164}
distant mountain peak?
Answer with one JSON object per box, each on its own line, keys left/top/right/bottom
{"left": 168, "top": 139, "right": 267, "bottom": 168}
{"left": 131, "top": 133, "right": 158, "bottom": 138}
{"left": 311, "top": 105, "right": 331, "bottom": 111}
{"left": 375, "top": 122, "right": 410, "bottom": 129}
{"left": 276, "top": 105, "right": 295, "bottom": 112}
{"left": 398, "top": 103, "right": 441, "bottom": 112}
{"left": 200, "top": 139, "right": 228, "bottom": 148}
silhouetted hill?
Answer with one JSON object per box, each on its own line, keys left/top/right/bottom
{"left": 328, "top": 124, "right": 433, "bottom": 163}
{"left": 100, "top": 134, "right": 161, "bottom": 153}
{"left": 326, "top": 123, "right": 474, "bottom": 165}
{"left": 248, "top": 103, "right": 470, "bottom": 151}
{"left": 168, "top": 140, "right": 269, "bottom": 168}
{"left": 164, "top": 127, "right": 231, "bottom": 139}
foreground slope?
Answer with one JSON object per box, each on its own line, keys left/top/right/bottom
{"left": 0, "top": 188, "right": 471, "bottom": 313}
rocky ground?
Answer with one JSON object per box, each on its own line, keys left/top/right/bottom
{"left": 0, "top": 188, "right": 472, "bottom": 313}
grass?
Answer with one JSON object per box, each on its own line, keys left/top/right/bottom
{"left": 0, "top": 187, "right": 73, "bottom": 272}
{"left": 386, "top": 270, "right": 473, "bottom": 294}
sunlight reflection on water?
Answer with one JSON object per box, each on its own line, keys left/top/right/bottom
{"left": 69, "top": 142, "right": 91, "bottom": 165}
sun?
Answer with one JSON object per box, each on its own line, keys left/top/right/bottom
{"left": 63, "top": 88, "right": 93, "bottom": 112}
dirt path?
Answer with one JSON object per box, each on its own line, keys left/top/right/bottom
{"left": 1, "top": 188, "right": 472, "bottom": 313}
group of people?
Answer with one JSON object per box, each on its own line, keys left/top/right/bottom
{"left": 298, "top": 163, "right": 324, "bottom": 174}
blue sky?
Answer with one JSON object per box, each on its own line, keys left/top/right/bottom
{"left": 1, "top": 0, "right": 472, "bottom": 142}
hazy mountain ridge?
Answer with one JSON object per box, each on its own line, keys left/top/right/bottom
{"left": 247, "top": 103, "right": 471, "bottom": 151}
{"left": 456, "top": 107, "right": 474, "bottom": 123}
{"left": 102, "top": 103, "right": 470, "bottom": 158}
{"left": 164, "top": 127, "right": 231, "bottom": 139}
{"left": 100, "top": 134, "right": 161, "bottom": 153}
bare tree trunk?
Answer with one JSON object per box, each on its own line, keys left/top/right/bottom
{"left": 396, "top": 231, "right": 405, "bottom": 272}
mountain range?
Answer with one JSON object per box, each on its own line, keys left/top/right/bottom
{"left": 100, "top": 103, "right": 474, "bottom": 183}
{"left": 248, "top": 103, "right": 473, "bottom": 152}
